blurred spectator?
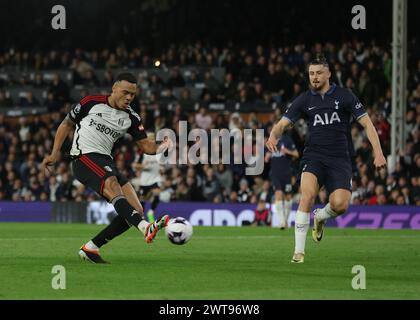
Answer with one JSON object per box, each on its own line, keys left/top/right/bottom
{"left": 84, "top": 70, "right": 100, "bottom": 87}
{"left": 203, "top": 70, "right": 220, "bottom": 99}
{"left": 238, "top": 179, "right": 252, "bottom": 202}
{"left": 195, "top": 106, "right": 213, "bottom": 130}
{"left": 252, "top": 199, "right": 271, "bottom": 226}
{"left": 19, "top": 91, "right": 40, "bottom": 107}
{"left": 71, "top": 57, "right": 94, "bottom": 85}
{"left": 202, "top": 167, "right": 222, "bottom": 202}
{"left": 215, "top": 163, "right": 233, "bottom": 196}
{"left": 166, "top": 68, "right": 185, "bottom": 88}
{"left": 159, "top": 177, "right": 174, "bottom": 202}
{"left": 48, "top": 73, "right": 70, "bottom": 103}
{"left": 0, "top": 90, "right": 13, "bottom": 107}
{"left": 178, "top": 88, "right": 195, "bottom": 110}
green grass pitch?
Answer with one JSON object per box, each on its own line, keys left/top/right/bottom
{"left": 0, "top": 223, "right": 419, "bottom": 299}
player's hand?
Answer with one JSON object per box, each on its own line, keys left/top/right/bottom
{"left": 41, "top": 153, "right": 59, "bottom": 175}
{"left": 266, "top": 135, "right": 278, "bottom": 153}
{"left": 374, "top": 152, "right": 387, "bottom": 170}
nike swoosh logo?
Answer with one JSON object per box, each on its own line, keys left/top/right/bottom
{"left": 308, "top": 107, "right": 316, "bottom": 110}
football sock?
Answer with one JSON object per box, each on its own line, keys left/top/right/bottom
{"left": 316, "top": 203, "right": 338, "bottom": 222}
{"left": 91, "top": 215, "right": 130, "bottom": 248}
{"left": 294, "top": 210, "right": 310, "bottom": 254}
{"left": 111, "top": 195, "right": 143, "bottom": 229}
{"left": 85, "top": 240, "right": 99, "bottom": 251}
{"left": 138, "top": 220, "right": 149, "bottom": 234}
{"left": 285, "top": 199, "right": 293, "bottom": 226}
{"left": 275, "top": 200, "right": 285, "bottom": 227}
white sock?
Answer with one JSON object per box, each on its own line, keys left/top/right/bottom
{"left": 85, "top": 240, "right": 99, "bottom": 251}
{"left": 275, "top": 201, "right": 285, "bottom": 226}
{"left": 294, "top": 211, "right": 310, "bottom": 254}
{"left": 285, "top": 199, "right": 293, "bottom": 226}
{"left": 138, "top": 220, "right": 149, "bottom": 234}
{"left": 316, "top": 203, "right": 338, "bottom": 222}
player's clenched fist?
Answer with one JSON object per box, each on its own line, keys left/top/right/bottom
{"left": 41, "top": 153, "right": 59, "bottom": 175}
{"left": 374, "top": 152, "right": 387, "bottom": 170}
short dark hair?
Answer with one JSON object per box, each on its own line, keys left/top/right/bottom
{"left": 115, "top": 72, "right": 137, "bottom": 84}
{"left": 309, "top": 54, "right": 329, "bottom": 69}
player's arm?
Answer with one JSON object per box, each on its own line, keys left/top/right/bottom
{"left": 267, "top": 118, "right": 293, "bottom": 152}
{"left": 266, "top": 94, "right": 305, "bottom": 152}
{"left": 128, "top": 110, "right": 172, "bottom": 155}
{"left": 136, "top": 137, "right": 171, "bottom": 155}
{"left": 41, "top": 115, "right": 75, "bottom": 173}
{"left": 357, "top": 115, "right": 387, "bottom": 169}
{"left": 347, "top": 89, "right": 386, "bottom": 170}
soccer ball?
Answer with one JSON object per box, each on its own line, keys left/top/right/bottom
{"left": 165, "top": 217, "right": 193, "bottom": 245}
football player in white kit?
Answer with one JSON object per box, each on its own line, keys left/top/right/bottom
{"left": 137, "top": 132, "right": 163, "bottom": 223}
{"left": 42, "top": 73, "right": 171, "bottom": 263}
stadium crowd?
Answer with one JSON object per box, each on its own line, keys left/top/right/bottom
{"left": 0, "top": 40, "right": 419, "bottom": 205}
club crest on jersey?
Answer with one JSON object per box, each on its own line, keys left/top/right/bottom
{"left": 70, "top": 103, "right": 81, "bottom": 118}
{"left": 118, "top": 119, "right": 124, "bottom": 126}
{"left": 334, "top": 100, "right": 340, "bottom": 109}
{"left": 74, "top": 103, "right": 81, "bottom": 114}
{"left": 313, "top": 112, "right": 341, "bottom": 126}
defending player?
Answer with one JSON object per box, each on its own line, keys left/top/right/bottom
{"left": 266, "top": 56, "right": 386, "bottom": 263}
{"left": 41, "top": 73, "right": 172, "bottom": 264}
{"left": 267, "top": 130, "right": 299, "bottom": 229}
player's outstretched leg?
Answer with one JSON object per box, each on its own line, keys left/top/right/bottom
{"left": 291, "top": 172, "right": 318, "bottom": 263}
{"left": 111, "top": 181, "right": 169, "bottom": 244}
{"left": 144, "top": 214, "right": 170, "bottom": 243}
{"left": 111, "top": 195, "right": 170, "bottom": 244}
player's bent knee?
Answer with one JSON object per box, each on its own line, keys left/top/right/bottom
{"left": 103, "top": 176, "right": 123, "bottom": 199}
{"left": 330, "top": 200, "right": 349, "bottom": 214}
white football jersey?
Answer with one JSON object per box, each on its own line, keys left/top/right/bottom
{"left": 139, "top": 153, "right": 162, "bottom": 186}
{"left": 68, "top": 95, "right": 147, "bottom": 157}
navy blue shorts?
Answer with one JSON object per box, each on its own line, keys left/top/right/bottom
{"left": 299, "top": 152, "right": 352, "bottom": 194}
{"left": 270, "top": 172, "right": 293, "bottom": 193}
